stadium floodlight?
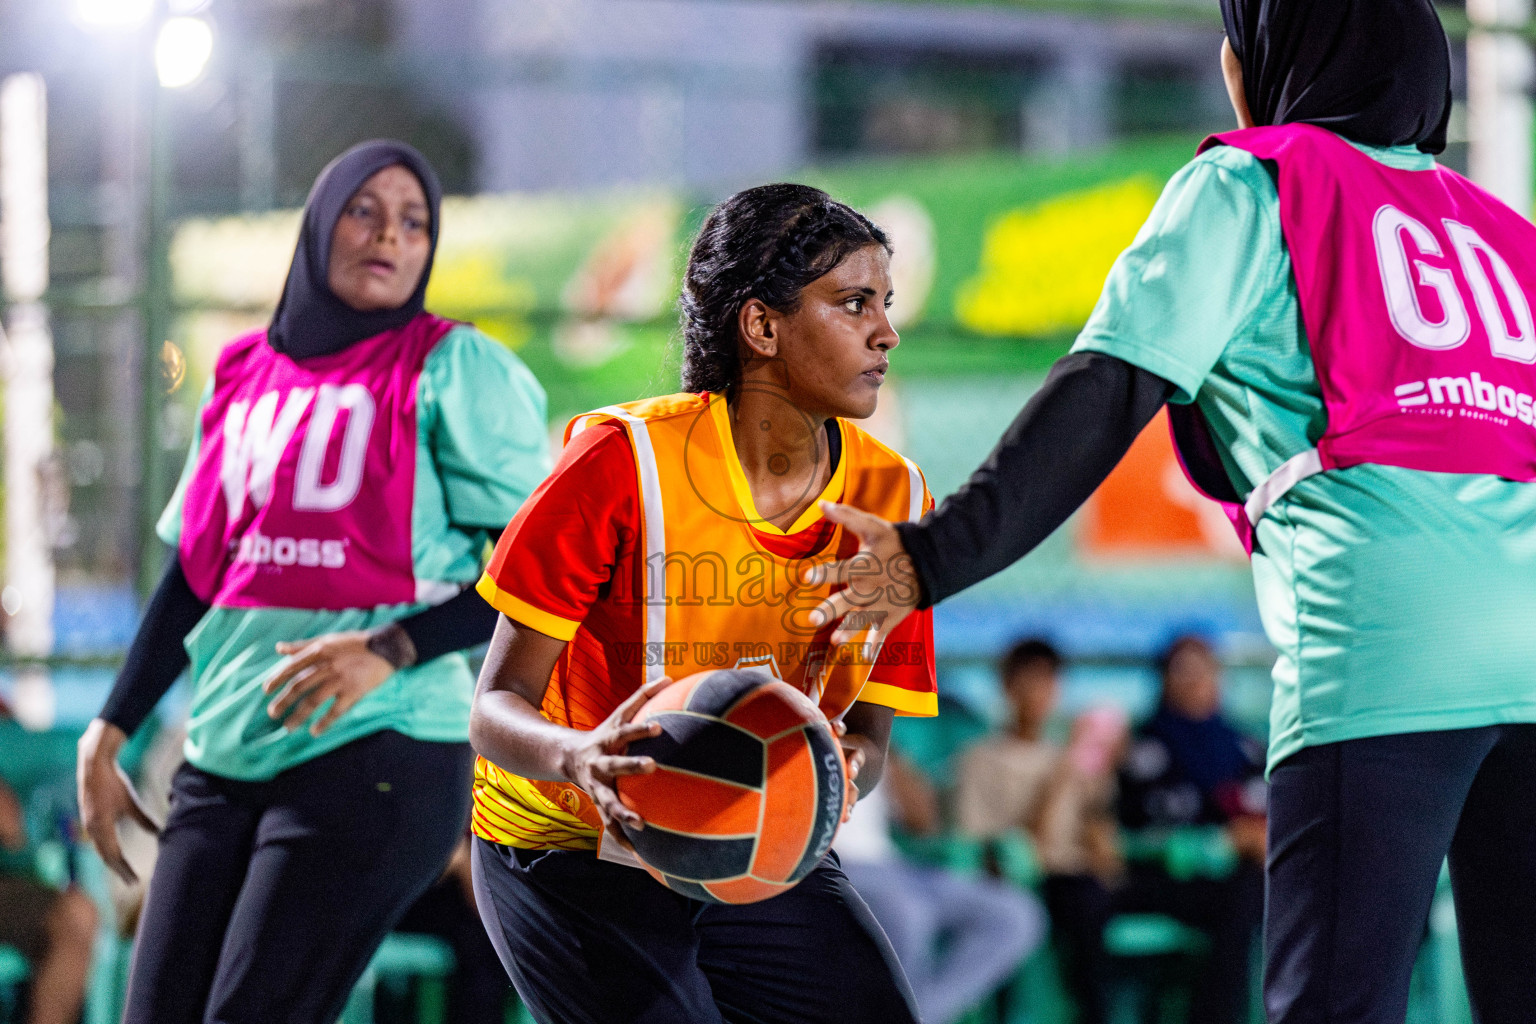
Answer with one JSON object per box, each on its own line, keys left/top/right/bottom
{"left": 73, "top": 0, "right": 155, "bottom": 30}
{"left": 155, "top": 16, "right": 214, "bottom": 89}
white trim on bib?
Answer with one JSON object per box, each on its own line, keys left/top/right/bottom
{"left": 1244, "top": 448, "right": 1325, "bottom": 527}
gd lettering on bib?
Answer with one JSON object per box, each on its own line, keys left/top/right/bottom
{"left": 1172, "top": 124, "right": 1536, "bottom": 554}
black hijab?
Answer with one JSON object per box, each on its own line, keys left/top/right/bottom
{"left": 268, "top": 140, "right": 443, "bottom": 360}
{"left": 1220, "top": 0, "right": 1452, "bottom": 154}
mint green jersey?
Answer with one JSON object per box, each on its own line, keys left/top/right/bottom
{"left": 1073, "top": 140, "right": 1536, "bottom": 772}
{"left": 158, "top": 325, "right": 551, "bottom": 780}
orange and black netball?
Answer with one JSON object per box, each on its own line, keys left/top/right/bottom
{"left": 614, "top": 669, "right": 849, "bottom": 905}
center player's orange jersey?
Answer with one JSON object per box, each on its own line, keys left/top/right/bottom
{"left": 473, "top": 392, "right": 936, "bottom": 850}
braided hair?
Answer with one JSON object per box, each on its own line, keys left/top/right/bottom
{"left": 679, "top": 183, "right": 890, "bottom": 394}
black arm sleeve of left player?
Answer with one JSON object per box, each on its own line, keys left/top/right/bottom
{"left": 99, "top": 558, "right": 209, "bottom": 737}
{"left": 896, "top": 351, "right": 1176, "bottom": 609}
{"left": 395, "top": 586, "right": 500, "bottom": 665}
{"left": 393, "top": 526, "right": 504, "bottom": 664}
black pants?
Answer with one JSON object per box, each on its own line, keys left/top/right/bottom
{"left": 124, "top": 731, "right": 474, "bottom": 1024}
{"left": 1265, "top": 724, "right": 1536, "bottom": 1024}
{"left": 1041, "top": 862, "right": 1263, "bottom": 1024}
{"left": 470, "top": 838, "right": 919, "bottom": 1024}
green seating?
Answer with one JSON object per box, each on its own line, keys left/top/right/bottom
{"left": 1412, "top": 866, "right": 1472, "bottom": 1024}
{"left": 73, "top": 846, "right": 133, "bottom": 1024}
{"left": 341, "top": 932, "right": 456, "bottom": 1024}
{"left": 1106, "top": 828, "right": 1240, "bottom": 1023}
{"left": 0, "top": 945, "right": 31, "bottom": 988}
{"left": 1007, "top": 941, "right": 1075, "bottom": 1024}
{"left": 0, "top": 720, "right": 158, "bottom": 799}
{"left": 1100, "top": 914, "right": 1212, "bottom": 1024}
{"left": 0, "top": 722, "right": 518, "bottom": 1024}
{"left": 1121, "top": 826, "right": 1238, "bottom": 882}
{"left": 0, "top": 942, "right": 31, "bottom": 1023}
{"left": 1104, "top": 914, "right": 1210, "bottom": 959}
{"left": 889, "top": 698, "right": 1491, "bottom": 1024}
{"left": 890, "top": 696, "right": 992, "bottom": 791}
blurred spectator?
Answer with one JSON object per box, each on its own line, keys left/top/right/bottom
{"left": 1120, "top": 636, "right": 1267, "bottom": 850}
{"left": 957, "top": 639, "right": 1128, "bottom": 1024}
{"left": 1113, "top": 635, "right": 1266, "bottom": 1024}
{"left": 388, "top": 836, "right": 513, "bottom": 1024}
{"left": 957, "top": 636, "right": 1263, "bottom": 1024}
{"left": 0, "top": 707, "right": 97, "bottom": 1024}
{"left": 837, "top": 750, "right": 1045, "bottom": 1024}
{"left": 956, "top": 639, "right": 1124, "bottom": 883}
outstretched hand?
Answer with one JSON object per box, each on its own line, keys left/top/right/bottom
{"left": 560, "top": 676, "right": 670, "bottom": 853}
{"left": 809, "top": 501, "right": 921, "bottom": 649}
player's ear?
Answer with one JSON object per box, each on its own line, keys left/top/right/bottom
{"left": 738, "top": 298, "right": 778, "bottom": 359}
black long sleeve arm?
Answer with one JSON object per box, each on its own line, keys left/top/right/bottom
{"left": 395, "top": 582, "right": 500, "bottom": 664}
{"left": 99, "top": 558, "right": 208, "bottom": 736}
{"left": 391, "top": 525, "right": 505, "bottom": 664}
{"left": 896, "top": 351, "right": 1176, "bottom": 609}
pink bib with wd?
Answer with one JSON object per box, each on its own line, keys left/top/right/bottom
{"left": 178, "top": 313, "right": 457, "bottom": 609}
{"left": 1172, "top": 124, "right": 1536, "bottom": 553}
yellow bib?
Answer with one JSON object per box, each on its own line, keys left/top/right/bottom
{"left": 570, "top": 392, "right": 923, "bottom": 713}
{"left": 473, "top": 392, "right": 926, "bottom": 849}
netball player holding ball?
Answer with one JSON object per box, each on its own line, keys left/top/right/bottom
{"left": 75, "top": 141, "right": 550, "bottom": 1024}
{"left": 816, "top": 1, "right": 1536, "bottom": 1021}
{"left": 468, "top": 184, "right": 937, "bottom": 1024}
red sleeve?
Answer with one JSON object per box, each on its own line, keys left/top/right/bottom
{"left": 860, "top": 607, "right": 937, "bottom": 716}
{"left": 858, "top": 484, "right": 937, "bottom": 717}
{"left": 476, "top": 423, "right": 637, "bottom": 641}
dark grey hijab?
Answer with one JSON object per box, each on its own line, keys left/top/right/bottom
{"left": 268, "top": 140, "right": 443, "bottom": 360}
{"left": 1220, "top": 0, "right": 1453, "bottom": 154}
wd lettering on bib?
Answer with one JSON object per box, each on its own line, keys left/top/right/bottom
{"left": 179, "top": 314, "right": 457, "bottom": 610}
{"left": 1172, "top": 125, "right": 1536, "bottom": 553}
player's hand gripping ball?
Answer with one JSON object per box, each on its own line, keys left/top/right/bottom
{"left": 614, "top": 669, "right": 850, "bottom": 904}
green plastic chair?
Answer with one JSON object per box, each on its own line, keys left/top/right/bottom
{"left": 0, "top": 946, "right": 30, "bottom": 987}
{"left": 74, "top": 847, "right": 133, "bottom": 1024}
{"left": 341, "top": 932, "right": 456, "bottom": 1024}
{"left": 1409, "top": 865, "right": 1472, "bottom": 1024}
{"left": 1100, "top": 915, "right": 1211, "bottom": 1024}
{"left": 0, "top": 722, "right": 141, "bottom": 1024}
{"left": 1104, "top": 914, "right": 1210, "bottom": 959}
{"left": 0, "top": 942, "right": 31, "bottom": 1024}
{"left": 1005, "top": 941, "right": 1076, "bottom": 1024}
{"left": 1121, "top": 826, "right": 1238, "bottom": 882}
{"left": 890, "top": 697, "right": 992, "bottom": 792}
{"left": 1108, "top": 828, "right": 1249, "bottom": 1024}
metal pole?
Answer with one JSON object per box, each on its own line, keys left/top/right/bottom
{"left": 239, "top": 52, "right": 277, "bottom": 211}
{"left": 139, "top": 3, "right": 174, "bottom": 597}
{"left": 1468, "top": 0, "right": 1535, "bottom": 214}
{"left": 102, "top": 43, "right": 149, "bottom": 583}
{"left": 1, "top": 72, "right": 57, "bottom": 728}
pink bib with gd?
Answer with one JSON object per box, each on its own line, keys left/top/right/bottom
{"left": 1172, "top": 124, "right": 1536, "bottom": 553}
